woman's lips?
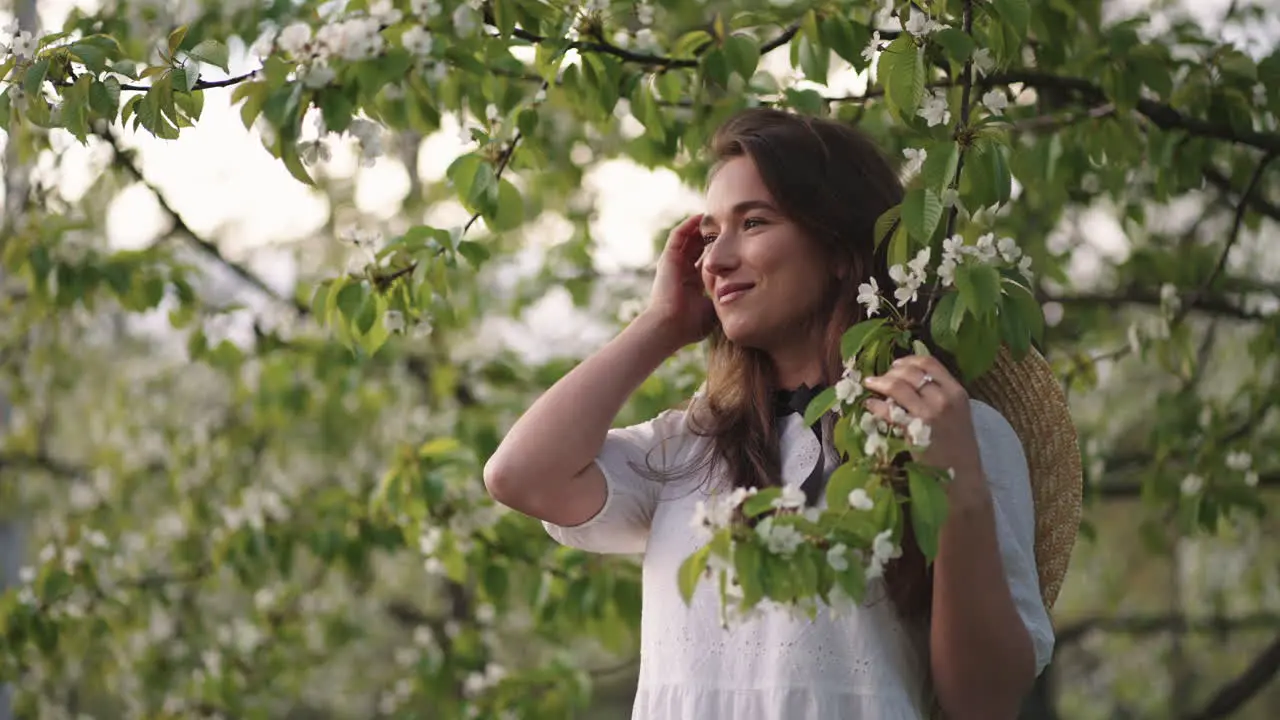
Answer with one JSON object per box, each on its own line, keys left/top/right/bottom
{"left": 716, "top": 283, "right": 755, "bottom": 304}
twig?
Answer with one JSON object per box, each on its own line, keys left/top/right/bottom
{"left": 54, "top": 68, "right": 260, "bottom": 93}
{"left": 1177, "top": 151, "right": 1277, "bottom": 325}
{"left": 97, "top": 125, "right": 311, "bottom": 316}
{"left": 1182, "top": 633, "right": 1280, "bottom": 720}
{"left": 922, "top": 0, "right": 974, "bottom": 323}
{"left": 1057, "top": 611, "right": 1280, "bottom": 646}
{"left": 1043, "top": 289, "right": 1267, "bottom": 322}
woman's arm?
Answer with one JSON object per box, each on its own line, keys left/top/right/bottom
{"left": 928, "top": 470, "right": 1036, "bottom": 720}
{"left": 483, "top": 310, "right": 685, "bottom": 526}
{"left": 863, "top": 358, "right": 1043, "bottom": 720}
{"left": 484, "top": 214, "right": 715, "bottom": 527}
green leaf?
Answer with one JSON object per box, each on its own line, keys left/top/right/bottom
{"left": 929, "top": 291, "right": 962, "bottom": 351}
{"left": 187, "top": 39, "right": 230, "bottom": 73}
{"left": 992, "top": 0, "right": 1030, "bottom": 39}
{"left": 734, "top": 541, "right": 764, "bottom": 607}
{"left": 723, "top": 34, "right": 760, "bottom": 80}
{"left": 168, "top": 25, "right": 189, "bottom": 58}
{"left": 678, "top": 544, "right": 711, "bottom": 604}
{"left": 954, "top": 263, "right": 1002, "bottom": 318}
{"left": 486, "top": 179, "right": 524, "bottom": 232}
{"left": 1003, "top": 278, "right": 1045, "bottom": 348}
{"left": 803, "top": 387, "right": 838, "bottom": 427}
{"left": 446, "top": 154, "right": 499, "bottom": 215}
{"left": 954, "top": 311, "right": 1001, "bottom": 380}
{"left": 24, "top": 58, "right": 50, "bottom": 95}
{"left": 921, "top": 141, "right": 960, "bottom": 194}
{"left": 68, "top": 41, "right": 109, "bottom": 74}
{"left": 824, "top": 462, "right": 870, "bottom": 511}
{"left": 456, "top": 241, "right": 490, "bottom": 267}
{"left": 822, "top": 15, "right": 870, "bottom": 70}
{"left": 742, "top": 488, "right": 781, "bottom": 518}
{"left": 89, "top": 77, "right": 121, "bottom": 120}
{"left": 902, "top": 187, "right": 943, "bottom": 242}
{"left": 877, "top": 35, "right": 925, "bottom": 117}
{"left": 873, "top": 205, "right": 900, "bottom": 249}
{"left": 933, "top": 28, "right": 975, "bottom": 66}
{"left": 887, "top": 222, "right": 910, "bottom": 269}
{"left": 841, "top": 318, "right": 889, "bottom": 359}
{"left": 319, "top": 90, "right": 354, "bottom": 134}
{"left": 907, "top": 465, "right": 949, "bottom": 560}
{"left": 834, "top": 561, "right": 867, "bottom": 604}
{"left": 998, "top": 292, "right": 1031, "bottom": 356}
{"left": 963, "top": 140, "right": 1012, "bottom": 209}
{"left": 280, "top": 139, "right": 315, "bottom": 186}
{"left": 796, "top": 34, "right": 829, "bottom": 85}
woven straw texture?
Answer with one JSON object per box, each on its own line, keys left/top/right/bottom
{"left": 970, "top": 346, "right": 1082, "bottom": 611}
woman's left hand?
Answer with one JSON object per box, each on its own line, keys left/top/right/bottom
{"left": 862, "top": 355, "right": 983, "bottom": 480}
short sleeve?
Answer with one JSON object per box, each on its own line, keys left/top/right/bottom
{"left": 970, "top": 400, "right": 1056, "bottom": 677}
{"left": 542, "top": 408, "right": 692, "bottom": 555}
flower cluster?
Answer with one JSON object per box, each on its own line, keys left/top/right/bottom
{"left": 1, "top": 19, "right": 38, "bottom": 60}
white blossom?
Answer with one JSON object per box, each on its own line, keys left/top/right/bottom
{"left": 250, "top": 27, "right": 277, "bottom": 58}
{"left": 384, "top": 310, "right": 406, "bottom": 333}
{"left": 972, "top": 48, "right": 995, "bottom": 76}
{"left": 772, "top": 485, "right": 807, "bottom": 510}
{"left": 866, "top": 529, "right": 902, "bottom": 579}
{"left": 1180, "top": 473, "right": 1204, "bottom": 496}
{"left": 1160, "top": 283, "right": 1181, "bottom": 315}
{"left": 10, "top": 31, "right": 38, "bottom": 59}
{"left": 901, "top": 147, "right": 927, "bottom": 179}
{"left": 904, "top": 12, "right": 945, "bottom": 36}
{"left": 453, "top": 4, "right": 480, "bottom": 36}
{"left": 637, "top": 2, "right": 655, "bottom": 26}
{"left": 755, "top": 517, "right": 805, "bottom": 556}
{"left": 369, "top": 0, "right": 403, "bottom": 24}
{"left": 981, "top": 88, "right": 1009, "bottom": 114}
{"left": 847, "top": 488, "right": 874, "bottom": 511}
{"left": 1244, "top": 471, "right": 1259, "bottom": 487}
{"left": 18, "top": 566, "right": 35, "bottom": 584}
{"left": 298, "top": 139, "right": 332, "bottom": 164}
{"left": 857, "top": 277, "right": 882, "bottom": 316}
{"left": 862, "top": 30, "right": 881, "bottom": 63}
{"left": 300, "top": 62, "right": 336, "bottom": 88}
{"left": 401, "top": 26, "right": 434, "bottom": 56}
{"left": 412, "top": 0, "right": 443, "bottom": 17}
{"left": 906, "top": 417, "right": 932, "bottom": 448}
{"left": 918, "top": 88, "right": 951, "bottom": 127}
{"left": 835, "top": 375, "right": 862, "bottom": 406}
{"left": 864, "top": 431, "right": 889, "bottom": 457}
{"left": 278, "top": 23, "right": 312, "bottom": 55}
{"left": 1253, "top": 83, "right": 1267, "bottom": 107}
{"left": 1225, "top": 451, "right": 1252, "bottom": 472}
{"left": 827, "top": 543, "right": 850, "bottom": 571}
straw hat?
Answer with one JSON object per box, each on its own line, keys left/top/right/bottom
{"left": 969, "top": 345, "right": 1082, "bottom": 610}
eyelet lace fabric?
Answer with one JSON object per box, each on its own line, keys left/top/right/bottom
{"left": 544, "top": 400, "right": 1054, "bottom": 720}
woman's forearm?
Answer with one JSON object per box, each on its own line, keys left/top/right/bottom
{"left": 929, "top": 474, "right": 1036, "bottom": 720}
{"left": 483, "top": 310, "right": 684, "bottom": 519}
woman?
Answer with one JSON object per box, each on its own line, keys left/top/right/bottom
{"left": 484, "top": 108, "right": 1060, "bottom": 719}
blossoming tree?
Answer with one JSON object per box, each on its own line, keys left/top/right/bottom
{"left": 1, "top": 0, "right": 1278, "bottom": 718}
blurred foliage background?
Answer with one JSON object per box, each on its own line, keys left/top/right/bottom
{"left": 0, "top": 0, "right": 1278, "bottom": 718}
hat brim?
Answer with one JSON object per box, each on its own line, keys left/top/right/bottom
{"left": 970, "top": 346, "right": 1082, "bottom": 610}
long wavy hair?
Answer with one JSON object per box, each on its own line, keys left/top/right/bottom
{"left": 684, "top": 107, "right": 947, "bottom": 625}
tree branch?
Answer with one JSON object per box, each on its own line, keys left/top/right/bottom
{"left": 499, "top": 15, "right": 800, "bottom": 69}
{"left": 1178, "top": 151, "right": 1278, "bottom": 325}
{"left": 1092, "top": 471, "right": 1279, "bottom": 499}
{"left": 55, "top": 69, "right": 260, "bottom": 93}
{"left": 1182, "top": 633, "right": 1280, "bottom": 720}
{"left": 1043, "top": 288, "right": 1270, "bottom": 322}
{"left": 1204, "top": 165, "right": 1280, "bottom": 223}
{"left": 1057, "top": 612, "right": 1280, "bottom": 646}
{"left": 97, "top": 126, "right": 310, "bottom": 316}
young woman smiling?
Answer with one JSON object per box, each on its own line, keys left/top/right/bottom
{"left": 484, "top": 108, "right": 1077, "bottom": 720}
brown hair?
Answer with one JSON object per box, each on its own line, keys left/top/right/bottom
{"left": 687, "top": 107, "right": 944, "bottom": 623}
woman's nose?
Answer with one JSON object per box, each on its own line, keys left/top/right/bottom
{"left": 701, "top": 232, "right": 739, "bottom": 276}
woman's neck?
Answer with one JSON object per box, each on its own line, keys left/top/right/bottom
{"left": 769, "top": 339, "right": 828, "bottom": 391}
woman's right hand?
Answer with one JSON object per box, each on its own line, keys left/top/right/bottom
{"left": 643, "top": 214, "right": 717, "bottom": 349}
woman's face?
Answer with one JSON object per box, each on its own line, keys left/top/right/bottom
{"left": 699, "top": 155, "right": 834, "bottom": 354}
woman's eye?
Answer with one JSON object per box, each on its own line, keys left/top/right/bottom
{"left": 743, "top": 217, "right": 765, "bottom": 230}
{"left": 702, "top": 233, "right": 718, "bottom": 243}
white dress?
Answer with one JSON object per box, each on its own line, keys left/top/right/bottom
{"left": 544, "top": 399, "right": 1055, "bottom": 720}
